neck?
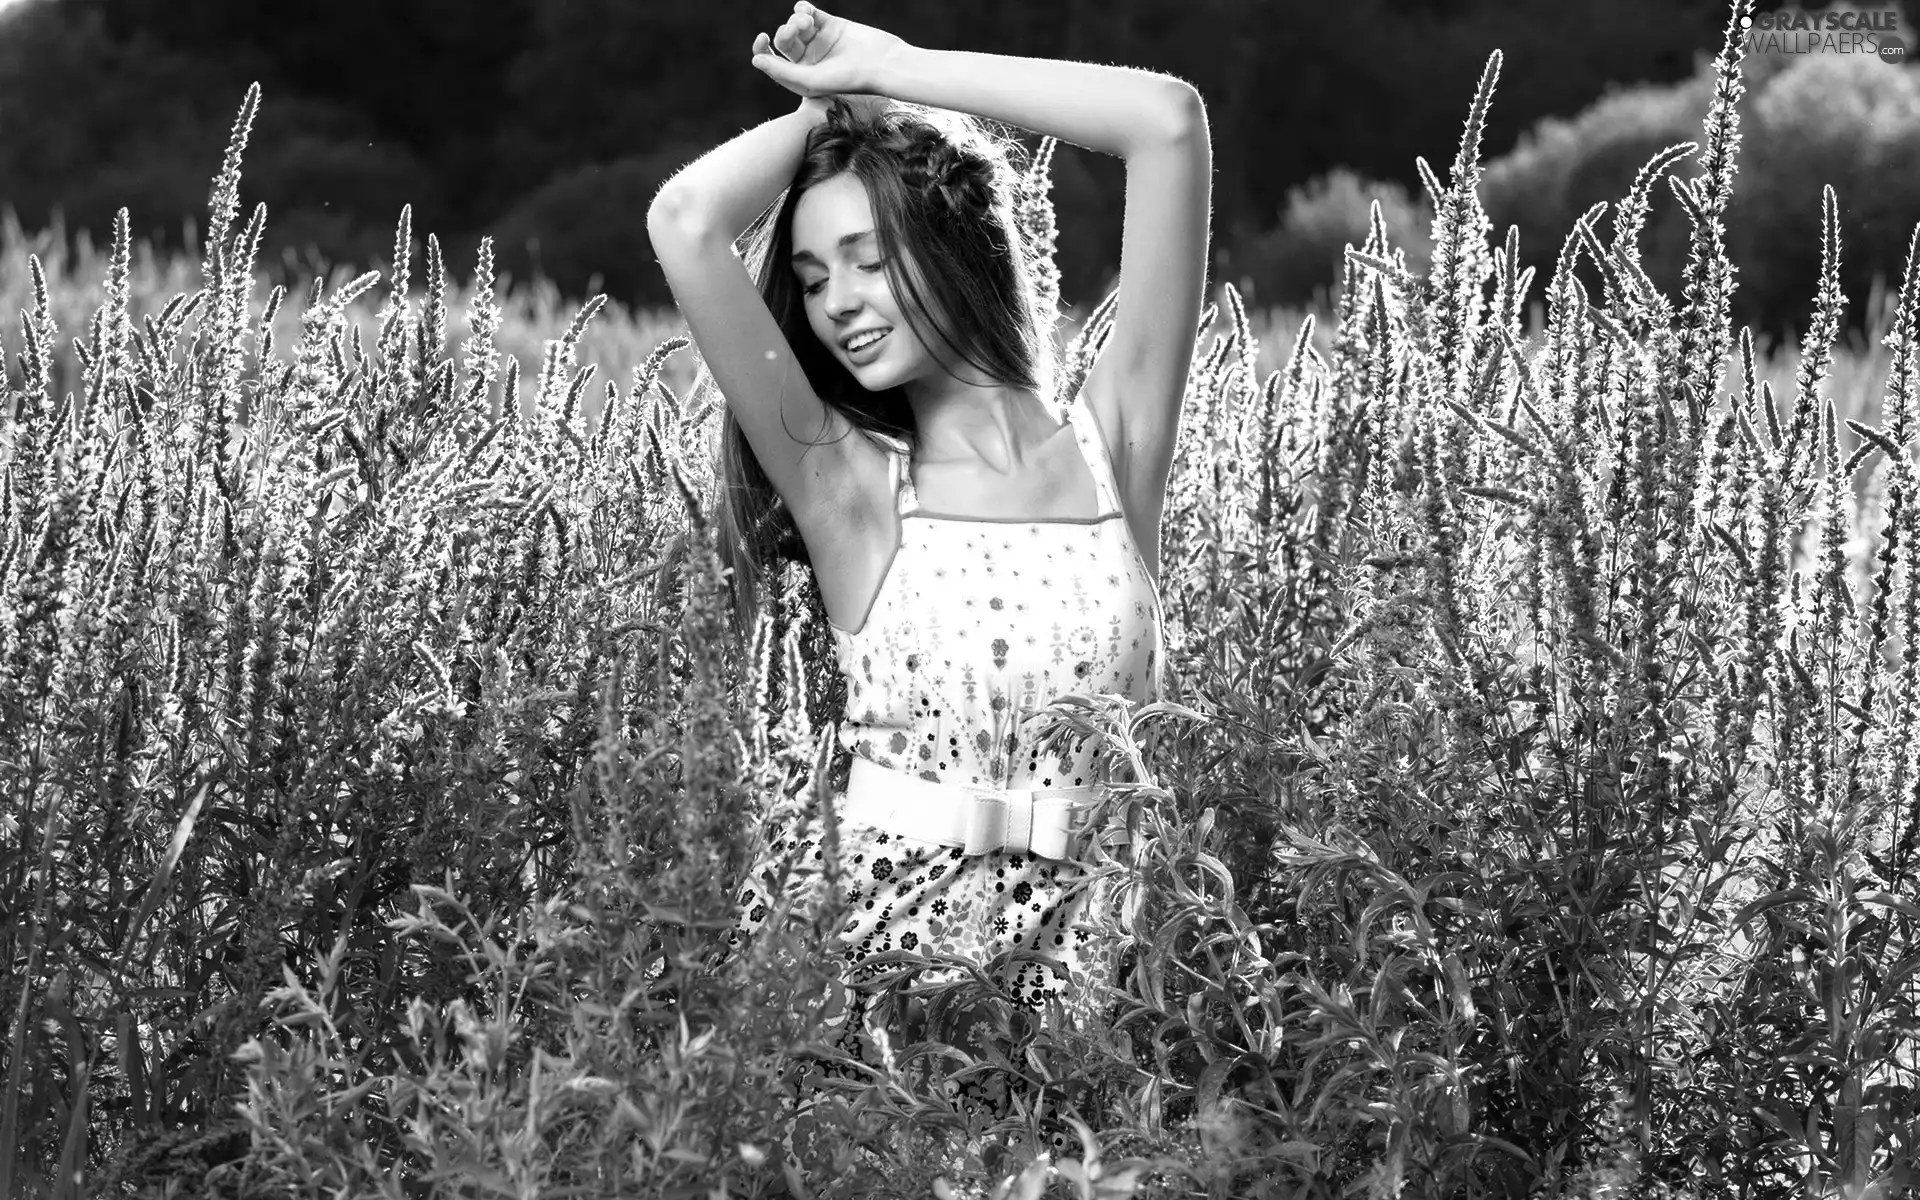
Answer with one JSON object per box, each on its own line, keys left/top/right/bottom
{"left": 904, "top": 369, "right": 1059, "bottom": 470}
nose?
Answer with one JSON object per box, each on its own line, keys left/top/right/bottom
{"left": 822, "top": 271, "right": 862, "bottom": 320}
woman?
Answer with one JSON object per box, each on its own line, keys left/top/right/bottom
{"left": 646, "top": 0, "right": 1209, "bottom": 1122}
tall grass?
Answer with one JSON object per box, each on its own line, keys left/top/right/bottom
{"left": 0, "top": 207, "right": 704, "bottom": 433}
{"left": 2, "top": 2, "right": 1917, "bottom": 1194}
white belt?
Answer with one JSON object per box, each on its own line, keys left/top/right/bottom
{"left": 839, "top": 754, "right": 1100, "bottom": 859}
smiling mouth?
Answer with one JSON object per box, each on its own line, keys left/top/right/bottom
{"left": 843, "top": 328, "right": 891, "bottom": 356}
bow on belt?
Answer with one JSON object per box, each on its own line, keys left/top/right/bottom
{"left": 840, "top": 753, "right": 1100, "bottom": 859}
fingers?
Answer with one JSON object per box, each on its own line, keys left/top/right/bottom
{"left": 772, "top": 11, "right": 812, "bottom": 61}
{"left": 757, "top": 3, "right": 824, "bottom": 71}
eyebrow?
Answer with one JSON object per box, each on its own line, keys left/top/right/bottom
{"left": 790, "top": 230, "right": 877, "bottom": 265}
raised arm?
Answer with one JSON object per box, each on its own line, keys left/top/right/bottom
{"left": 753, "top": 4, "right": 1213, "bottom": 576}
{"left": 646, "top": 95, "right": 884, "bottom": 544}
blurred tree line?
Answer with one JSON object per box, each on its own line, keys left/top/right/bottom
{"left": 3, "top": 0, "right": 1906, "bottom": 337}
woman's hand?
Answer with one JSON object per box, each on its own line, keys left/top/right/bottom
{"left": 751, "top": 1, "right": 906, "bottom": 99}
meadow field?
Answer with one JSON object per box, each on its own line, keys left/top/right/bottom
{"left": 1, "top": 12, "right": 1917, "bottom": 1199}
{"left": 5, "top": 212, "right": 1899, "bottom": 455}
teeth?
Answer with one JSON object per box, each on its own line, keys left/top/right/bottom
{"left": 847, "top": 329, "right": 889, "bottom": 351}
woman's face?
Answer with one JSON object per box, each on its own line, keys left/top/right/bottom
{"left": 789, "top": 173, "right": 940, "bottom": 391}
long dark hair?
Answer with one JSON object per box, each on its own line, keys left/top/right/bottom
{"left": 703, "top": 98, "right": 1056, "bottom": 644}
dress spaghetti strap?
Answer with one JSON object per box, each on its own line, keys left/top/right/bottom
{"left": 1064, "top": 394, "right": 1126, "bottom": 520}
{"left": 892, "top": 437, "right": 921, "bottom": 518}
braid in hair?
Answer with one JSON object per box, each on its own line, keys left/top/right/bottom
{"left": 899, "top": 123, "right": 1002, "bottom": 220}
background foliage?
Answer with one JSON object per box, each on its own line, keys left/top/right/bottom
{"left": 10, "top": 0, "right": 1902, "bottom": 331}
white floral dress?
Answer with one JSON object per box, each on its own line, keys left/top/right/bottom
{"left": 737, "top": 386, "right": 1165, "bottom": 1038}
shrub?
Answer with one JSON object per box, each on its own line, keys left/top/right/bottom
{"left": 1481, "top": 3, "right": 1920, "bottom": 342}
{"left": 0, "top": 0, "right": 443, "bottom": 281}
{"left": 1231, "top": 167, "right": 1436, "bottom": 309}
{"left": 1735, "top": 48, "right": 1920, "bottom": 342}
{"left": 1479, "top": 64, "right": 1716, "bottom": 290}
{"left": 488, "top": 150, "right": 708, "bottom": 310}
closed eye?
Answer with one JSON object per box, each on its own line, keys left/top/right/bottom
{"left": 800, "top": 261, "right": 887, "bottom": 298}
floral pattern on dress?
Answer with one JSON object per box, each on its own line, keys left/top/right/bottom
{"left": 735, "top": 389, "right": 1165, "bottom": 1110}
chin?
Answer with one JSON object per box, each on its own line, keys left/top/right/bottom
{"left": 846, "top": 360, "right": 909, "bottom": 392}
